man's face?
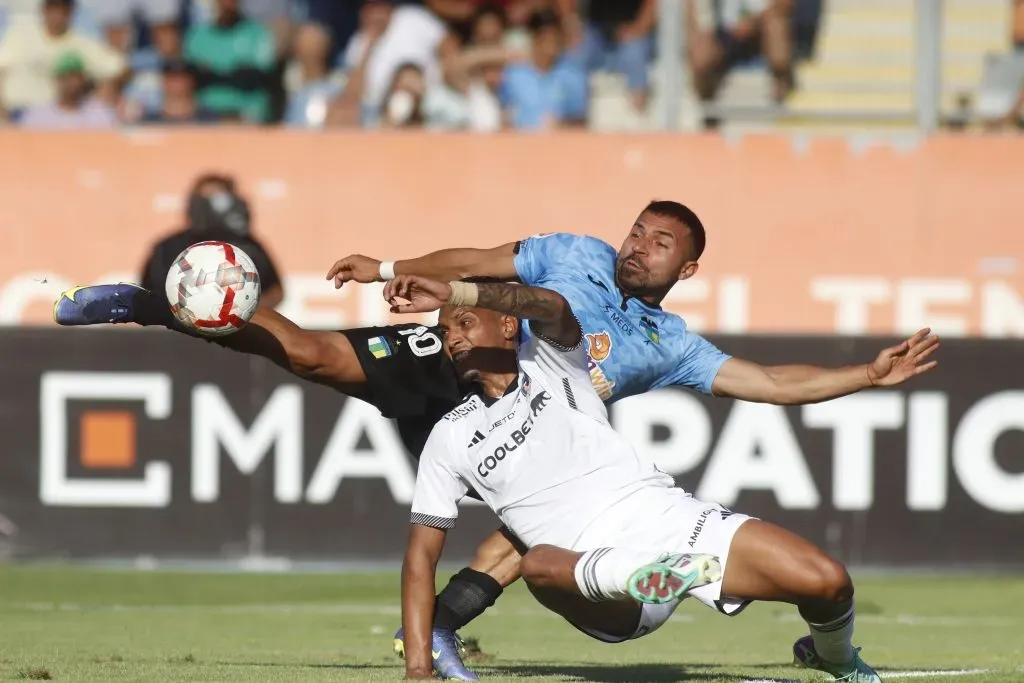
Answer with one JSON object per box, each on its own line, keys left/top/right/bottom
{"left": 615, "top": 211, "right": 697, "bottom": 296}
{"left": 438, "top": 306, "right": 516, "bottom": 380}
{"left": 216, "top": 0, "right": 241, "bottom": 22}
{"left": 43, "top": 2, "right": 71, "bottom": 35}
{"left": 56, "top": 70, "right": 86, "bottom": 102}
{"left": 361, "top": 1, "right": 393, "bottom": 35}
{"left": 163, "top": 71, "right": 194, "bottom": 99}
{"left": 473, "top": 13, "right": 504, "bottom": 46}
{"left": 532, "top": 26, "right": 562, "bottom": 66}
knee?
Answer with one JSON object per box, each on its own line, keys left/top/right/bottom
{"left": 802, "top": 555, "right": 853, "bottom": 603}
{"left": 520, "top": 545, "right": 559, "bottom": 589}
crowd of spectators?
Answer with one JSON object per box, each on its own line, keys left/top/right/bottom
{"left": 0, "top": 0, "right": 799, "bottom": 131}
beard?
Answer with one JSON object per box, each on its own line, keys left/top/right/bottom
{"left": 615, "top": 256, "right": 650, "bottom": 294}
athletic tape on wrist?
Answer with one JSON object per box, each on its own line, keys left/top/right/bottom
{"left": 447, "top": 281, "right": 479, "bottom": 308}
{"left": 378, "top": 261, "right": 396, "bottom": 281}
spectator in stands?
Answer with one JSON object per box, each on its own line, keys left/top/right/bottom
{"left": 0, "top": 0, "right": 125, "bottom": 120}
{"left": 687, "top": 0, "right": 795, "bottom": 127}
{"left": 134, "top": 60, "right": 222, "bottom": 124}
{"left": 500, "top": 9, "right": 587, "bottom": 130}
{"left": 243, "top": 0, "right": 295, "bottom": 59}
{"left": 141, "top": 173, "right": 284, "bottom": 309}
{"left": 339, "top": 0, "right": 460, "bottom": 125}
{"left": 284, "top": 23, "right": 343, "bottom": 128}
{"left": 576, "top": 0, "right": 655, "bottom": 113}
{"left": 184, "top": 0, "right": 276, "bottom": 123}
{"left": 378, "top": 62, "right": 429, "bottom": 128}
{"left": 432, "top": 3, "right": 515, "bottom": 131}
{"left": 86, "top": 0, "right": 181, "bottom": 61}
{"left": 18, "top": 51, "right": 116, "bottom": 127}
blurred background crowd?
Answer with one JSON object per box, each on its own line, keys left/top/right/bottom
{"left": 0, "top": 0, "right": 1021, "bottom": 132}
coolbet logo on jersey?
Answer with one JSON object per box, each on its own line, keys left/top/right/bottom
{"left": 585, "top": 332, "right": 616, "bottom": 400}
{"left": 477, "top": 391, "right": 552, "bottom": 478}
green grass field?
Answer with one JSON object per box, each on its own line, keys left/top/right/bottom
{"left": 0, "top": 565, "right": 1021, "bottom": 682}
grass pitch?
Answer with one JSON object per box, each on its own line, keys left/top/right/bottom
{"left": 0, "top": 565, "right": 1021, "bottom": 682}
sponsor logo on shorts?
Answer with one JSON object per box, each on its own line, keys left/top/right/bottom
{"left": 688, "top": 507, "right": 736, "bottom": 548}
{"left": 688, "top": 507, "right": 716, "bottom": 548}
{"left": 367, "top": 336, "right": 392, "bottom": 359}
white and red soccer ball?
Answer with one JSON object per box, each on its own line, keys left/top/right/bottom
{"left": 165, "top": 241, "right": 261, "bottom": 337}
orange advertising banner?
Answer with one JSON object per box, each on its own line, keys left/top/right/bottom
{"left": 0, "top": 130, "right": 1021, "bottom": 336}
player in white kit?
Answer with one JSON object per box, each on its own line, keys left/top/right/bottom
{"left": 389, "top": 274, "right": 882, "bottom": 682}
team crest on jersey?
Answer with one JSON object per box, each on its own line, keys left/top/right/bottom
{"left": 521, "top": 373, "right": 532, "bottom": 397}
{"left": 639, "top": 316, "right": 660, "bottom": 344}
{"left": 367, "top": 336, "right": 392, "bottom": 359}
{"left": 585, "top": 332, "right": 615, "bottom": 400}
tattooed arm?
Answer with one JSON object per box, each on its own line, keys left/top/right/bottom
{"left": 384, "top": 276, "right": 583, "bottom": 350}
{"left": 474, "top": 282, "right": 582, "bottom": 350}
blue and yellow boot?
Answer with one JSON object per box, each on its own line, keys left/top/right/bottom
{"left": 393, "top": 627, "right": 477, "bottom": 680}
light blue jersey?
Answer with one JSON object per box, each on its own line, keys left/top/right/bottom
{"left": 513, "top": 233, "right": 731, "bottom": 403}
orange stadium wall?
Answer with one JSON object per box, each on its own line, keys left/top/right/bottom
{"left": 0, "top": 131, "right": 1021, "bottom": 336}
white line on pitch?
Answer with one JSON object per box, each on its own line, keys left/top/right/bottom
{"left": 742, "top": 671, "right": 991, "bottom": 683}
{"left": 775, "top": 612, "right": 1018, "bottom": 627}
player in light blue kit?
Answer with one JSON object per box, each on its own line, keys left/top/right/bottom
{"left": 329, "top": 200, "right": 940, "bottom": 681}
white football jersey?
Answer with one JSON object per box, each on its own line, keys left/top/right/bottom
{"left": 411, "top": 325, "right": 677, "bottom": 550}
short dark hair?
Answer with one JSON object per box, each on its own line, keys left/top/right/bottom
{"left": 474, "top": 2, "right": 508, "bottom": 30}
{"left": 527, "top": 9, "right": 561, "bottom": 34}
{"left": 643, "top": 200, "right": 706, "bottom": 260}
{"left": 189, "top": 173, "right": 236, "bottom": 196}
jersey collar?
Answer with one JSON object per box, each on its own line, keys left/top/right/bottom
{"left": 473, "top": 375, "right": 520, "bottom": 407}
{"left": 614, "top": 278, "right": 663, "bottom": 312}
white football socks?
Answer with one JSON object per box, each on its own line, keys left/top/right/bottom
{"left": 807, "top": 602, "right": 856, "bottom": 665}
{"left": 574, "top": 547, "right": 662, "bottom": 601}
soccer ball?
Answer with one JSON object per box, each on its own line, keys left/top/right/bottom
{"left": 165, "top": 240, "right": 261, "bottom": 337}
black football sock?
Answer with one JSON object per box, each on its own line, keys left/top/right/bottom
{"left": 130, "top": 287, "right": 179, "bottom": 329}
{"left": 432, "top": 568, "right": 503, "bottom": 632}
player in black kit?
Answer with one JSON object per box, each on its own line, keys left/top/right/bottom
{"left": 54, "top": 282, "right": 514, "bottom": 679}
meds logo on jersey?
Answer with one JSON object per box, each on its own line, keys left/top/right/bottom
{"left": 585, "top": 332, "right": 616, "bottom": 400}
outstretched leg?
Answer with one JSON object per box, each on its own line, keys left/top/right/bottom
{"left": 54, "top": 284, "right": 370, "bottom": 397}
{"left": 719, "top": 520, "right": 879, "bottom": 682}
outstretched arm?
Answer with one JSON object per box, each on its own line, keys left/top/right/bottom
{"left": 327, "top": 242, "right": 519, "bottom": 289}
{"left": 712, "top": 329, "right": 940, "bottom": 405}
{"left": 384, "top": 275, "right": 581, "bottom": 350}
{"left": 402, "top": 523, "right": 447, "bottom": 680}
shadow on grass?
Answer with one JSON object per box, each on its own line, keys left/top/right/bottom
{"left": 211, "top": 659, "right": 797, "bottom": 682}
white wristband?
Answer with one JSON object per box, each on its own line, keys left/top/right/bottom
{"left": 447, "top": 281, "right": 479, "bottom": 308}
{"left": 378, "top": 261, "right": 397, "bottom": 281}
